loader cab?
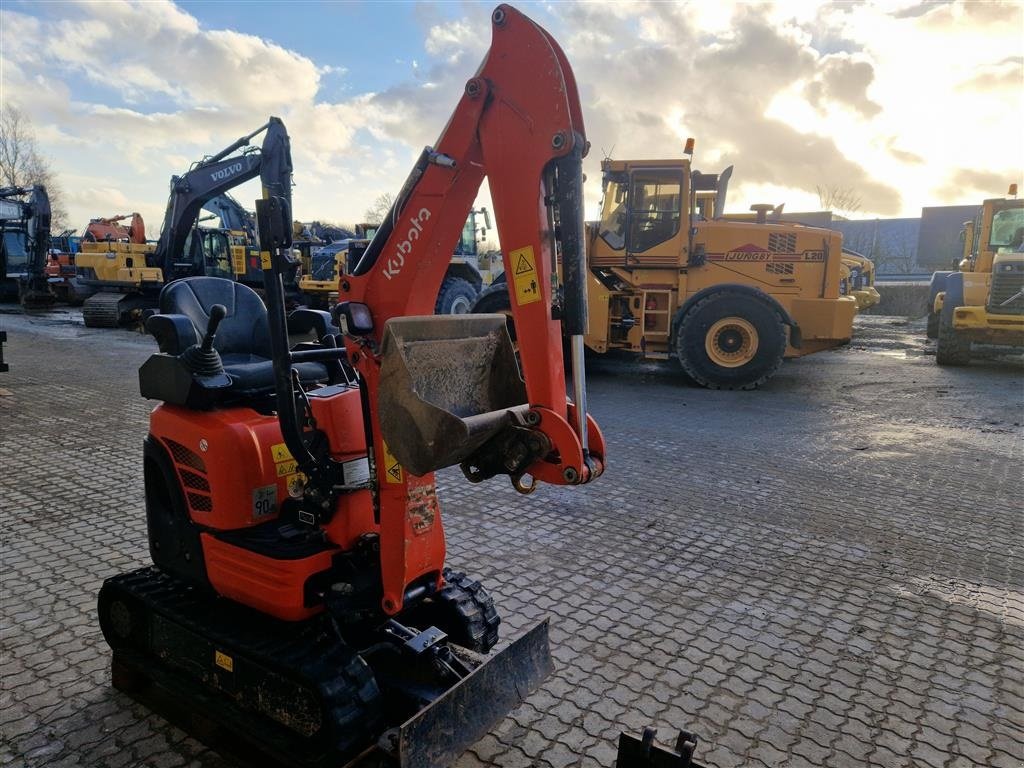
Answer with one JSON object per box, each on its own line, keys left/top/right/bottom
{"left": 595, "top": 160, "right": 688, "bottom": 266}
{"left": 972, "top": 197, "right": 1024, "bottom": 272}
{"left": 454, "top": 208, "right": 491, "bottom": 258}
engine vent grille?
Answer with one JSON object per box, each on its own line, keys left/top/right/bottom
{"left": 163, "top": 438, "right": 213, "bottom": 514}
{"left": 989, "top": 263, "right": 1024, "bottom": 314}
{"left": 768, "top": 233, "right": 797, "bottom": 253}
{"left": 187, "top": 493, "right": 213, "bottom": 512}
{"left": 165, "top": 439, "right": 207, "bottom": 472}
{"left": 180, "top": 469, "right": 211, "bottom": 492}
{"left": 766, "top": 262, "right": 794, "bottom": 275}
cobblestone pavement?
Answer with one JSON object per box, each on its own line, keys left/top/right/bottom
{"left": 1, "top": 308, "right": 1022, "bottom": 768}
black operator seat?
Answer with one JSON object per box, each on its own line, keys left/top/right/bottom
{"left": 146, "top": 277, "right": 333, "bottom": 397}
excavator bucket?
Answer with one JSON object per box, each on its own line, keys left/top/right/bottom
{"left": 378, "top": 314, "right": 527, "bottom": 476}
{"left": 378, "top": 620, "right": 553, "bottom": 768}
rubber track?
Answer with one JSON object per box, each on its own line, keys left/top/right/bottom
{"left": 82, "top": 293, "right": 125, "bottom": 328}
{"left": 100, "top": 567, "right": 383, "bottom": 765}
{"left": 438, "top": 569, "right": 501, "bottom": 653}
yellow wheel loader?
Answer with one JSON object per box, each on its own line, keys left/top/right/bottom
{"left": 475, "top": 149, "right": 856, "bottom": 389}
{"left": 840, "top": 251, "right": 880, "bottom": 311}
{"left": 927, "top": 186, "right": 1024, "bottom": 362}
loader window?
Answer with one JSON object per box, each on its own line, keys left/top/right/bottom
{"left": 599, "top": 177, "right": 628, "bottom": 250}
{"left": 455, "top": 219, "right": 477, "bottom": 256}
{"left": 989, "top": 207, "right": 1024, "bottom": 252}
{"left": 627, "top": 172, "right": 682, "bottom": 253}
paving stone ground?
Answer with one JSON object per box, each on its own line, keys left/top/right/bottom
{"left": 1, "top": 308, "right": 1022, "bottom": 768}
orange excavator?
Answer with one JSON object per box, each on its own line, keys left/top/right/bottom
{"left": 96, "top": 6, "right": 624, "bottom": 767}
{"left": 83, "top": 212, "right": 146, "bottom": 244}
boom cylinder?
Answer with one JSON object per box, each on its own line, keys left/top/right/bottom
{"left": 551, "top": 135, "right": 590, "bottom": 450}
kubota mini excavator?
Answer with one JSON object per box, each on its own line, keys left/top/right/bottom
{"left": 78, "top": 118, "right": 293, "bottom": 327}
{"left": 98, "top": 7, "right": 607, "bottom": 767}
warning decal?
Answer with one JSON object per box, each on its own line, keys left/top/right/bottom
{"left": 214, "top": 650, "right": 234, "bottom": 672}
{"left": 510, "top": 246, "right": 541, "bottom": 306}
{"left": 381, "top": 439, "right": 403, "bottom": 484}
{"left": 270, "top": 443, "right": 292, "bottom": 463}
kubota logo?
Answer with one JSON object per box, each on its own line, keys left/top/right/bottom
{"left": 210, "top": 162, "right": 243, "bottom": 183}
{"left": 382, "top": 207, "right": 431, "bottom": 280}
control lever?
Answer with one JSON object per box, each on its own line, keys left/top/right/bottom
{"left": 202, "top": 304, "right": 227, "bottom": 351}
{"left": 179, "top": 304, "right": 227, "bottom": 377}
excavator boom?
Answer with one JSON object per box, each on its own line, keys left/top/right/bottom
{"left": 155, "top": 117, "right": 291, "bottom": 278}
{"left": 335, "top": 4, "right": 605, "bottom": 615}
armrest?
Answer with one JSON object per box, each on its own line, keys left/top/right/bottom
{"left": 145, "top": 313, "right": 199, "bottom": 355}
{"left": 287, "top": 308, "right": 335, "bottom": 339}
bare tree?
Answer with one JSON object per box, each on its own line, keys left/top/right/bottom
{"left": 816, "top": 185, "right": 863, "bottom": 216}
{"left": 362, "top": 192, "right": 395, "bottom": 226}
{"left": 0, "top": 105, "right": 68, "bottom": 227}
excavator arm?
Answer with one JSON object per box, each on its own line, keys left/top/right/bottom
{"left": 330, "top": 4, "right": 605, "bottom": 613}
{"left": 201, "top": 193, "right": 256, "bottom": 241}
{"left": 155, "top": 118, "right": 291, "bottom": 276}
{"left": 84, "top": 212, "right": 146, "bottom": 244}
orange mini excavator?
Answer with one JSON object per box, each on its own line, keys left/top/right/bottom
{"left": 98, "top": 6, "right": 610, "bottom": 767}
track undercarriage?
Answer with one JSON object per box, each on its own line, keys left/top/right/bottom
{"left": 99, "top": 566, "right": 551, "bottom": 768}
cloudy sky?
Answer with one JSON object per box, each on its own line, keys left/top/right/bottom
{"left": 2, "top": 0, "right": 1022, "bottom": 235}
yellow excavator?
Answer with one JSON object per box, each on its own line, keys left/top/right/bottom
{"left": 77, "top": 119, "right": 292, "bottom": 327}
{"left": 927, "top": 185, "right": 1024, "bottom": 363}
{"left": 475, "top": 145, "right": 857, "bottom": 389}
{"left": 299, "top": 211, "right": 493, "bottom": 314}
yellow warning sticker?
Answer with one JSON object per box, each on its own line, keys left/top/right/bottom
{"left": 231, "top": 245, "right": 246, "bottom": 275}
{"left": 381, "top": 439, "right": 403, "bottom": 484}
{"left": 286, "top": 472, "right": 306, "bottom": 498}
{"left": 275, "top": 459, "right": 298, "bottom": 477}
{"left": 260, "top": 250, "right": 272, "bottom": 270}
{"left": 270, "top": 443, "right": 292, "bottom": 463}
{"left": 510, "top": 246, "right": 541, "bottom": 306}
{"left": 214, "top": 650, "right": 234, "bottom": 672}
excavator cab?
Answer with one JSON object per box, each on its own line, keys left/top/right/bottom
{"left": 178, "top": 227, "right": 234, "bottom": 280}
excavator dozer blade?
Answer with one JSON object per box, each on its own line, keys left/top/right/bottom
{"left": 378, "top": 314, "right": 527, "bottom": 476}
{"left": 384, "top": 619, "right": 552, "bottom": 768}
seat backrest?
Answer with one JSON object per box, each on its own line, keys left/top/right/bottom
{"left": 159, "top": 277, "right": 271, "bottom": 357}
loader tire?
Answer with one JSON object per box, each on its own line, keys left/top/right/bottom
{"left": 404, "top": 569, "right": 500, "bottom": 653}
{"left": 471, "top": 284, "right": 515, "bottom": 342}
{"left": 435, "top": 277, "right": 478, "bottom": 315}
{"left": 926, "top": 311, "right": 939, "bottom": 339}
{"left": 935, "top": 309, "right": 971, "bottom": 366}
{"left": 676, "top": 290, "right": 786, "bottom": 390}
{"left": 935, "top": 274, "right": 970, "bottom": 366}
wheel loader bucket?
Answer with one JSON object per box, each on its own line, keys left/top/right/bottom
{"left": 382, "top": 619, "right": 553, "bottom": 768}
{"left": 378, "top": 314, "right": 527, "bottom": 477}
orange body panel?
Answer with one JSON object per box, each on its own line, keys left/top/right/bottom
{"left": 200, "top": 533, "right": 335, "bottom": 621}
{"left": 150, "top": 387, "right": 372, "bottom": 534}
{"left": 150, "top": 385, "right": 380, "bottom": 620}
